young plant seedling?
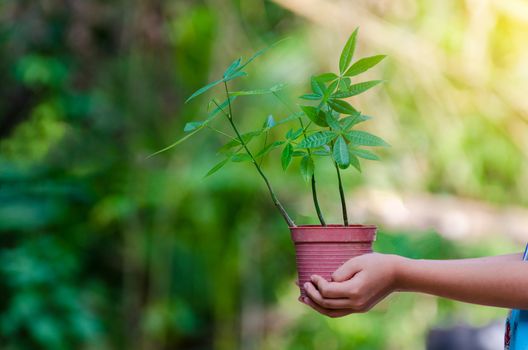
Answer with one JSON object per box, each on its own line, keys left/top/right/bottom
{"left": 295, "top": 28, "right": 389, "bottom": 225}
{"left": 150, "top": 28, "right": 388, "bottom": 228}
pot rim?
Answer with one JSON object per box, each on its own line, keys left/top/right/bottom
{"left": 290, "top": 224, "right": 377, "bottom": 243}
{"left": 289, "top": 224, "right": 377, "bottom": 229}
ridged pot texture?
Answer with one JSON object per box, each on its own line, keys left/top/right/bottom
{"left": 290, "top": 225, "right": 377, "bottom": 297}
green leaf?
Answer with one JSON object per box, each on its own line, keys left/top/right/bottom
{"left": 148, "top": 97, "right": 237, "bottom": 158}
{"left": 327, "top": 99, "right": 358, "bottom": 115}
{"left": 186, "top": 74, "right": 245, "bottom": 104}
{"left": 208, "top": 96, "right": 237, "bottom": 118}
{"left": 311, "top": 76, "right": 326, "bottom": 96}
{"left": 292, "top": 150, "right": 307, "bottom": 157}
{"left": 229, "top": 83, "right": 287, "bottom": 96}
{"left": 333, "top": 80, "right": 382, "bottom": 98}
{"left": 333, "top": 135, "right": 350, "bottom": 169}
{"left": 345, "top": 55, "right": 386, "bottom": 77}
{"left": 300, "top": 105, "right": 328, "bottom": 127}
{"left": 339, "top": 28, "right": 359, "bottom": 74}
{"left": 351, "top": 148, "right": 380, "bottom": 160}
{"left": 185, "top": 39, "right": 287, "bottom": 104}
{"left": 327, "top": 80, "right": 339, "bottom": 95}
{"left": 281, "top": 144, "right": 293, "bottom": 170}
{"left": 297, "top": 131, "right": 337, "bottom": 149}
{"left": 235, "top": 38, "right": 287, "bottom": 73}
{"left": 184, "top": 121, "right": 205, "bottom": 132}
{"left": 185, "top": 78, "right": 224, "bottom": 103}
{"left": 204, "top": 158, "right": 229, "bottom": 177}
{"left": 263, "top": 115, "right": 276, "bottom": 129}
{"left": 148, "top": 128, "right": 201, "bottom": 158}
{"left": 223, "top": 58, "right": 242, "bottom": 78}
{"left": 341, "top": 113, "right": 371, "bottom": 129}
{"left": 350, "top": 154, "right": 362, "bottom": 172}
{"left": 299, "top": 93, "right": 322, "bottom": 100}
{"left": 224, "top": 71, "right": 247, "bottom": 83}
{"left": 231, "top": 153, "right": 252, "bottom": 162}
{"left": 256, "top": 141, "right": 285, "bottom": 158}
{"left": 300, "top": 155, "right": 314, "bottom": 182}
{"left": 315, "top": 72, "right": 338, "bottom": 82}
{"left": 325, "top": 112, "right": 341, "bottom": 131}
{"left": 218, "top": 130, "right": 262, "bottom": 154}
{"left": 286, "top": 128, "right": 303, "bottom": 140}
{"left": 339, "top": 77, "right": 351, "bottom": 91}
{"left": 312, "top": 149, "right": 331, "bottom": 156}
{"left": 345, "top": 130, "right": 389, "bottom": 147}
{"left": 323, "top": 82, "right": 337, "bottom": 100}
{"left": 237, "top": 48, "right": 268, "bottom": 71}
{"left": 276, "top": 111, "right": 303, "bottom": 125}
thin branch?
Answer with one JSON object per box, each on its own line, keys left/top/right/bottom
{"left": 334, "top": 161, "right": 349, "bottom": 226}
{"left": 223, "top": 82, "right": 296, "bottom": 227}
{"left": 273, "top": 92, "right": 326, "bottom": 225}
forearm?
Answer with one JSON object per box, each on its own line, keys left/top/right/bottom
{"left": 396, "top": 253, "right": 528, "bottom": 308}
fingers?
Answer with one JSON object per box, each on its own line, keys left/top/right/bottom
{"left": 301, "top": 297, "right": 350, "bottom": 318}
{"left": 310, "top": 275, "right": 349, "bottom": 298}
{"left": 332, "top": 256, "right": 363, "bottom": 282}
{"left": 304, "top": 282, "right": 351, "bottom": 309}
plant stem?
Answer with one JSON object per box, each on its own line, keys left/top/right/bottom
{"left": 311, "top": 174, "right": 325, "bottom": 226}
{"left": 327, "top": 76, "right": 349, "bottom": 226}
{"left": 298, "top": 119, "right": 326, "bottom": 226}
{"left": 223, "top": 82, "right": 296, "bottom": 227}
{"left": 334, "top": 161, "right": 348, "bottom": 226}
{"left": 273, "top": 92, "right": 326, "bottom": 226}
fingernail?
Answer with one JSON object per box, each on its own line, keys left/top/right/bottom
{"left": 304, "top": 282, "right": 310, "bottom": 289}
{"left": 310, "top": 275, "right": 315, "bottom": 282}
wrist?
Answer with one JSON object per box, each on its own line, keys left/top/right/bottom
{"left": 391, "top": 255, "right": 414, "bottom": 291}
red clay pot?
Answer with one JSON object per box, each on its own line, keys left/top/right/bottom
{"left": 290, "top": 224, "right": 377, "bottom": 297}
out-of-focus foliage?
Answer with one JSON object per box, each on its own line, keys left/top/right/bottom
{"left": 0, "top": 0, "right": 526, "bottom": 349}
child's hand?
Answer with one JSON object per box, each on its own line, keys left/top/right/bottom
{"left": 301, "top": 253, "right": 404, "bottom": 318}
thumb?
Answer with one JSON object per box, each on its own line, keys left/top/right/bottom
{"left": 332, "top": 257, "right": 362, "bottom": 282}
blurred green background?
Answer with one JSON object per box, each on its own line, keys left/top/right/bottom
{"left": 1, "top": 0, "right": 528, "bottom": 349}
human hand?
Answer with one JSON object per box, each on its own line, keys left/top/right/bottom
{"left": 300, "top": 253, "right": 405, "bottom": 318}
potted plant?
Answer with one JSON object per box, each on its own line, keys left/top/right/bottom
{"left": 151, "top": 28, "right": 388, "bottom": 297}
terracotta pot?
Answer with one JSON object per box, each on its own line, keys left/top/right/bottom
{"left": 290, "top": 224, "right": 377, "bottom": 297}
